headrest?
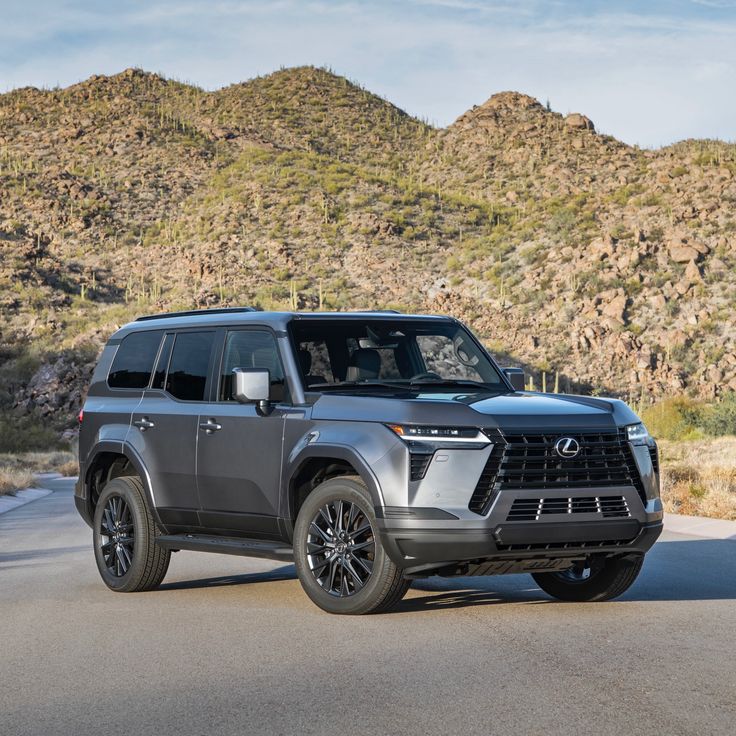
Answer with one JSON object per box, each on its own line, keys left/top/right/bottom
{"left": 346, "top": 348, "right": 381, "bottom": 381}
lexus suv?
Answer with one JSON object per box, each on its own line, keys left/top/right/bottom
{"left": 75, "top": 308, "right": 663, "bottom": 614}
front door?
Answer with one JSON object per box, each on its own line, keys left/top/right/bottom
{"left": 195, "top": 328, "right": 287, "bottom": 539}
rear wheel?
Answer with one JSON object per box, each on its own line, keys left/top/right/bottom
{"left": 531, "top": 554, "right": 644, "bottom": 602}
{"left": 93, "top": 476, "right": 170, "bottom": 592}
{"left": 293, "top": 476, "right": 410, "bottom": 614}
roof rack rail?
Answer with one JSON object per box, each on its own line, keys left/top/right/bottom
{"left": 357, "top": 309, "right": 401, "bottom": 314}
{"left": 135, "top": 307, "right": 258, "bottom": 322}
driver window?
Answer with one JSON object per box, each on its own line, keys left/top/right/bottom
{"left": 219, "top": 330, "right": 287, "bottom": 402}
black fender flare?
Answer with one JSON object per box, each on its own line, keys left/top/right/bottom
{"left": 81, "top": 440, "right": 166, "bottom": 531}
{"left": 283, "top": 443, "right": 384, "bottom": 520}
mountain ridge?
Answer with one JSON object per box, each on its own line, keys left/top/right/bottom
{"left": 1, "top": 65, "right": 735, "bottom": 441}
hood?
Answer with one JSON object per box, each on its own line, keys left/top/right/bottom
{"left": 309, "top": 391, "right": 640, "bottom": 430}
{"left": 463, "top": 392, "right": 639, "bottom": 429}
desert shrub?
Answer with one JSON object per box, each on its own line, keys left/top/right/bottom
{"left": 659, "top": 438, "right": 736, "bottom": 519}
{"left": 698, "top": 392, "right": 736, "bottom": 437}
{"left": 0, "top": 415, "right": 65, "bottom": 453}
{"left": 641, "top": 397, "right": 703, "bottom": 441}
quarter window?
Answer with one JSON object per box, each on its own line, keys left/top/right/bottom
{"left": 166, "top": 331, "right": 215, "bottom": 401}
{"left": 108, "top": 330, "right": 163, "bottom": 389}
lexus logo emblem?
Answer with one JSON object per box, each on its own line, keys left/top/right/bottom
{"left": 554, "top": 437, "right": 580, "bottom": 459}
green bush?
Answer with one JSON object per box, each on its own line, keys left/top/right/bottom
{"left": 698, "top": 393, "right": 736, "bottom": 437}
{"left": 641, "top": 397, "right": 703, "bottom": 441}
{"left": 0, "top": 415, "right": 65, "bottom": 453}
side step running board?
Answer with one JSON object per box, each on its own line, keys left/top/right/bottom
{"left": 156, "top": 534, "right": 294, "bottom": 562}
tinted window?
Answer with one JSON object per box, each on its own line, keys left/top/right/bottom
{"left": 151, "top": 333, "right": 174, "bottom": 390}
{"left": 108, "top": 331, "right": 163, "bottom": 389}
{"left": 219, "top": 330, "right": 286, "bottom": 402}
{"left": 166, "top": 332, "right": 215, "bottom": 401}
{"left": 288, "top": 319, "right": 505, "bottom": 391}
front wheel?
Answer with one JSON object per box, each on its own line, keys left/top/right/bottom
{"left": 293, "top": 476, "right": 410, "bottom": 614}
{"left": 531, "top": 554, "right": 644, "bottom": 602}
{"left": 93, "top": 476, "right": 170, "bottom": 592}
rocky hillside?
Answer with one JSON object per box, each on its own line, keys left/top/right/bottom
{"left": 1, "top": 66, "right": 735, "bottom": 445}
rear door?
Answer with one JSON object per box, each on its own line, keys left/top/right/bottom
{"left": 130, "top": 329, "right": 217, "bottom": 530}
{"left": 195, "top": 327, "right": 287, "bottom": 539}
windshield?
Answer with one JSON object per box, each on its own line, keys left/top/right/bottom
{"left": 289, "top": 318, "right": 508, "bottom": 393}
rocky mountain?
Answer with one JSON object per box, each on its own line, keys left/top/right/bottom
{"left": 1, "top": 66, "right": 735, "bottom": 443}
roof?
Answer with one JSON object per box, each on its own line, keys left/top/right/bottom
{"left": 113, "top": 308, "right": 455, "bottom": 338}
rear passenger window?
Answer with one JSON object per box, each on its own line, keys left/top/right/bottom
{"left": 108, "top": 331, "right": 163, "bottom": 389}
{"left": 166, "top": 331, "right": 215, "bottom": 401}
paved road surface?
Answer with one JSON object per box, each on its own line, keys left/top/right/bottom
{"left": 1, "top": 479, "right": 735, "bottom": 736}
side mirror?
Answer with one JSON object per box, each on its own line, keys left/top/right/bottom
{"left": 232, "top": 368, "right": 271, "bottom": 414}
{"left": 502, "top": 367, "right": 526, "bottom": 391}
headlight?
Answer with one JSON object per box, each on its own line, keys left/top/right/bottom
{"left": 386, "top": 424, "right": 487, "bottom": 443}
{"left": 626, "top": 423, "right": 650, "bottom": 445}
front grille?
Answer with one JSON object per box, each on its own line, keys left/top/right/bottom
{"left": 506, "top": 495, "right": 630, "bottom": 522}
{"left": 496, "top": 537, "right": 637, "bottom": 553}
{"left": 468, "top": 428, "right": 646, "bottom": 515}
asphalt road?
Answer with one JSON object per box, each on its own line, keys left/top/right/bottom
{"left": 1, "top": 479, "right": 735, "bottom": 736}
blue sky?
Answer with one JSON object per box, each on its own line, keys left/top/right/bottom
{"left": 1, "top": 0, "right": 735, "bottom": 147}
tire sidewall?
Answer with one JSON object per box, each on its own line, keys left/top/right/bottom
{"left": 293, "top": 477, "right": 394, "bottom": 614}
{"left": 93, "top": 477, "right": 154, "bottom": 592}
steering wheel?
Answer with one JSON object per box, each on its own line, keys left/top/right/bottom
{"left": 410, "top": 372, "right": 443, "bottom": 381}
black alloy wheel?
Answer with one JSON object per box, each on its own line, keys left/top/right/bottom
{"left": 552, "top": 557, "right": 606, "bottom": 585}
{"left": 293, "top": 476, "right": 410, "bottom": 614}
{"left": 306, "top": 499, "right": 376, "bottom": 597}
{"left": 98, "top": 494, "right": 135, "bottom": 577}
{"left": 92, "top": 476, "right": 170, "bottom": 592}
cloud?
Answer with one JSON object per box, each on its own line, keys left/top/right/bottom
{"left": 0, "top": 0, "right": 734, "bottom": 147}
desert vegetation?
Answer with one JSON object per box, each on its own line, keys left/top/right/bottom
{"left": 0, "top": 451, "right": 77, "bottom": 495}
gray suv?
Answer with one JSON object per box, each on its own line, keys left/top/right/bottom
{"left": 75, "top": 308, "right": 663, "bottom": 614}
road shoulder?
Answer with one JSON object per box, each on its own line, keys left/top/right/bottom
{"left": 0, "top": 487, "right": 54, "bottom": 515}
{"left": 664, "top": 512, "right": 736, "bottom": 541}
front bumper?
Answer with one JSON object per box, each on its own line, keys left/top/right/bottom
{"left": 377, "top": 492, "right": 664, "bottom": 575}
{"left": 379, "top": 521, "right": 663, "bottom": 575}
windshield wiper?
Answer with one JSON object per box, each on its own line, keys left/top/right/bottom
{"left": 406, "top": 379, "right": 501, "bottom": 390}
{"left": 308, "top": 380, "right": 414, "bottom": 392}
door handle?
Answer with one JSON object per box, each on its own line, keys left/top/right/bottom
{"left": 133, "top": 417, "right": 155, "bottom": 431}
{"left": 199, "top": 419, "right": 222, "bottom": 434}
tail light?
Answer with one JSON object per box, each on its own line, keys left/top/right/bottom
{"left": 78, "top": 409, "right": 84, "bottom": 424}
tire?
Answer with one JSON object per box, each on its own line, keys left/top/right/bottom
{"left": 92, "top": 476, "right": 170, "bottom": 592}
{"left": 293, "top": 475, "right": 410, "bottom": 614}
{"left": 531, "top": 554, "right": 644, "bottom": 602}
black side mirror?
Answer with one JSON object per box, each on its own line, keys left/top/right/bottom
{"left": 232, "top": 368, "right": 272, "bottom": 414}
{"left": 502, "top": 367, "right": 526, "bottom": 391}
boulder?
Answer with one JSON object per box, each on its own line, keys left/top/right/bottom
{"left": 602, "top": 294, "right": 628, "bottom": 323}
{"left": 684, "top": 260, "right": 702, "bottom": 283}
{"left": 564, "top": 113, "right": 595, "bottom": 131}
{"left": 669, "top": 245, "right": 701, "bottom": 263}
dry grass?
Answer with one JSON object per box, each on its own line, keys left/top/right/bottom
{"left": 659, "top": 437, "right": 736, "bottom": 520}
{"left": 0, "top": 466, "right": 36, "bottom": 496}
{"left": 0, "top": 450, "right": 77, "bottom": 496}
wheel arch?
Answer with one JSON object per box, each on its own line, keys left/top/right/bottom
{"left": 284, "top": 444, "right": 384, "bottom": 535}
{"left": 82, "top": 441, "right": 164, "bottom": 530}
